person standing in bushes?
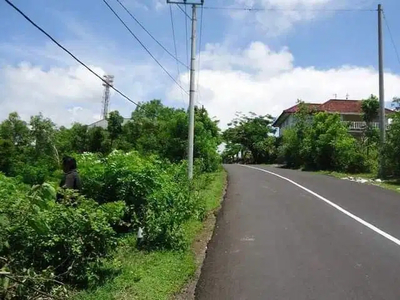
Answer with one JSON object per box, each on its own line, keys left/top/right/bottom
{"left": 57, "top": 156, "right": 82, "bottom": 200}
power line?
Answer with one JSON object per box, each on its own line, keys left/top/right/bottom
{"left": 196, "top": 5, "right": 204, "bottom": 106}
{"left": 114, "top": 0, "right": 189, "bottom": 70}
{"left": 102, "top": 0, "right": 189, "bottom": 95}
{"left": 185, "top": 5, "right": 190, "bottom": 70}
{"left": 170, "top": 5, "right": 185, "bottom": 102}
{"left": 203, "top": 6, "right": 376, "bottom": 12}
{"left": 177, "top": 4, "right": 191, "bottom": 20}
{"left": 383, "top": 11, "right": 400, "bottom": 69}
{"left": 4, "top": 0, "right": 140, "bottom": 107}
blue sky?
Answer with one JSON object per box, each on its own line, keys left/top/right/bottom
{"left": 1, "top": 0, "right": 400, "bottom": 128}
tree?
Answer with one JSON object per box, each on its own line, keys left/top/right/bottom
{"left": 278, "top": 101, "right": 312, "bottom": 168}
{"left": 392, "top": 97, "right": 400, "bottom": 111}
{"left": 87, "top": 126, "right": 110, "bottom": 154}
{"left": 362, "top": 95, "right": 379, "bottom": 124}
{"left": 30, "top": 114, "right": 57, "bottom": 160}
{"left": 107, "top": 111, "right": 124, "bottom": 148}
{"left": 221, "top": 143, "right": 242, "bottom": 164}
{"left": 0, "top": 112, "right": 31, "bottom": 149}
{"left": 0, "top": 112, "right": 31, "bottom": 175}
{"left": 360, "top": 95, "right": 380, "bottom": 159}
{"left": 0, "top": 138, "right": 14, "bottom": 175}
{"left": 301, "top": 112, "right": 364, "bottom": 172}
{"left": 383, "top": 111, "right": 400, "bottom": 176}
{"left": 223, "top": 112, "right": 276, "bottom": 164}
{"left": 123, "top": 100, "right": 221, "bottom": 172}
{"left": 278, "top": 102, "right": 368, "bottom": 173}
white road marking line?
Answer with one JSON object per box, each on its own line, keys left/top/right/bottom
{"left": 242, "top": 165, "right": 400, "bottom": 247}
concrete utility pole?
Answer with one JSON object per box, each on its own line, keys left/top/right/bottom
{"left": 167, "top": 0, "right": 204, "bottom": 180}
{"left": 378, "top": 4, "right": 386, "bottom": 178}
{"left": 102, "top": 75, "right": 114, "bottom": 120}
{"left": 188, "top": 5, "right": 197, "bottom": 180}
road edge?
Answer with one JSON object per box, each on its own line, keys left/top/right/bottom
{"left": 174, "top": 171, "right": 228, "bottom": 300}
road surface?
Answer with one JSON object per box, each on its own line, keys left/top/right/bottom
{"left": 195, "top": 165, "right": 400, "bottom": 300}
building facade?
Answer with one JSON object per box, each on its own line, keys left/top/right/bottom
{"left": 273, "top": 99, "right": 394, "bottom": 137}
{"left": 87, "top": 118, "right": 131, "bottom": 129}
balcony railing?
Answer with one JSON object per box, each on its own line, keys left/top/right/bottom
{"left": 344, "top": 121, "right": 389, "bottom": 130}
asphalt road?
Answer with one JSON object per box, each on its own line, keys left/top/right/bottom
{"left": 195, "top": 165, "right": 400, "bottom": 300}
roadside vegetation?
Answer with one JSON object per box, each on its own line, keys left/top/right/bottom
{"left": 222, "top": 95, "right": 400, "bottom": 191}
{"left": 0, "top": 100, "right": 225, "bottom": 299}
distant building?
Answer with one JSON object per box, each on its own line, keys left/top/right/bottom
{"left": 88, "top": 118, "right": 131, "bottom": 129}
{"left": 273, "top": 99, "right": 394, "bottom": 138}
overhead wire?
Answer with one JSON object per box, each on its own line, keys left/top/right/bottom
{"left": 185, "top": 5, "right": 190, "bottom": 72}
{"left": 177, "top": 4, "right": 192, "bottom": 20}
{"left": 170, "top": 5, "right": 185, "bottom": 102}
{"left": 114, "top": 0, "right": 189, "bottom": 70}
{"left": 4, "top": 0, "right": 140, "bottom": 107}
{"left": 383, "top": 11, "right": 400, "bottom": 69}
{"left": 196, "top": 5, "right": 204, "bottom": 106}
{"left": 203, "top": 6, "right": 376, "bottom": 12}
{"left": 102, "top": 0, "right": 189, "bottom": 95}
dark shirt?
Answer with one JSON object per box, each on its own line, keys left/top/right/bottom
{"left": 59, "top": 169, "right": 82, "bottom": 191}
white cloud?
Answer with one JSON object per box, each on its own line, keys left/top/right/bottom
{"left": 0, "top": 14, "right": 175, "bottom": 128}
{"left": 229, "top": 0, "right": 370, "bottom": 35}
{"left": 0, "top": 63, "right": 105, "bottom": 126}
{"left": 0, "top": 59, "right": 167, "bottom": 126}
{"left": 169, "top": 41, "right": 400, "bottom": 130}
{"left": 200, "top": 42, "right": 293, "bottom": 78}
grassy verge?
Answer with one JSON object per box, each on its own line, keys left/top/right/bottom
{"left": 317, "top": 170, "right": 400, "bottom": 193}
{"left": 74, "top": 170, "right": 227, "bottom": 300}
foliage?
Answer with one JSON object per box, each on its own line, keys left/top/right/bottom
{"left": 361, "top": 95, "right": 380, "bottom": 155}
{"left": 77, "top": 151, "right": 205, "bottom": 250}
{"left": 278, "top": 102, "right": 369, "bottom": 173}
{"left": 73, "top": 170, "right": 226, "bottom": 300}
{"left": 392, "top": 97, "right": 400, "bottom": 111}
{"left": 0, "top": 174, "right": 124, "bottom": 298}
{"left": 0, "top": 100, "right": 222, "bottom": 298}
{"left": 277, "top": 101, "right": 313, "bottom": 168}
{"left": 223, "top": 112, "right": 276, "bottom": 164}
{"left": 123, "top": 100, "right": 221, "bottom": 172}
{"left": 107, "top": 111, "right": 124, "bottom": 148}
{"left": 383, "top": 111, "right": 400, "bottom": 176}
{"left": 221, "top": 142, "right": 242, "bottom": 164}
{"left": 0, "top": 147, "right": 211, "bottom": 297}
{"left": 0, "top": 100, "right": 221, "bottom": 181}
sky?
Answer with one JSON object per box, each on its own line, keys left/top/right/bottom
{"left": 1, "top": 0, "right": 400, "bottom": 129}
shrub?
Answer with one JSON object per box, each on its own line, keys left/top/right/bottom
{"left": 77, "top": 151, "right": 204, "bottom": 250}
{"left": 0, "top": 174, "right": 121, "bottom": 298}
{"left": 279, "top": 112, "right": 369, "bottom": 173}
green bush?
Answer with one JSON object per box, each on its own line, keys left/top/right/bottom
{"left": 0, "top": 174, "right": 121, "bottom": 298}
{"left": 279, "top": 112, "right": 369, "bottom": 173}
{"left": 384, "top": 112, "right": 400, "bottom": 176}
{"left": 0, "top": 149, "right": 215, "bottom": 298}
{"left": 77, "top": 151, "right": 205, "bottom": 250}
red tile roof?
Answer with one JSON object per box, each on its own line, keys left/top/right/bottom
{"left": 284, "top": 103, "right": 321, "bottom": 113}
{"left": 273, "top": 99, "right": 395, "bottom": 127}
{"left": 285, "top": 99, "right": 394, "bottom": 114}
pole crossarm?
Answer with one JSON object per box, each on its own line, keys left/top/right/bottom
{"left": 166, "top": 0, "right": 204, "bottom": 5}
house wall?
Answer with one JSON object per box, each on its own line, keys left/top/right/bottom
{"left": 341, "top": 114, "right": 363, "bottom": 122}
{"left": 88, "top": 118, "right": 131, "bottom": 129}
{"left": 281, "top": 115, "right": 295, "bottom": 130}
{"left": 341, "top": 114, "right": 391, "bottom": 124}
{"left": 278, "top": 115, "right": 295, "bottom": 137}
{"left": 278, "top": 114, "right": 315, "bottom": 137}
{"left": 277, "top": 110, "right": 394, "bottom": 138}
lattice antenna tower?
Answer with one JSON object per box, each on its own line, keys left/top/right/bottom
{"left": 102, "top": 75, "right": 114, "bottom": 119}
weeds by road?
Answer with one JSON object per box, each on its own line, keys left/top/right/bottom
{"left": 317, "top": 170, "right": 400, "bottom": 193}
{"left": 74, "top": 170, "right": 227, "bottom": 300}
